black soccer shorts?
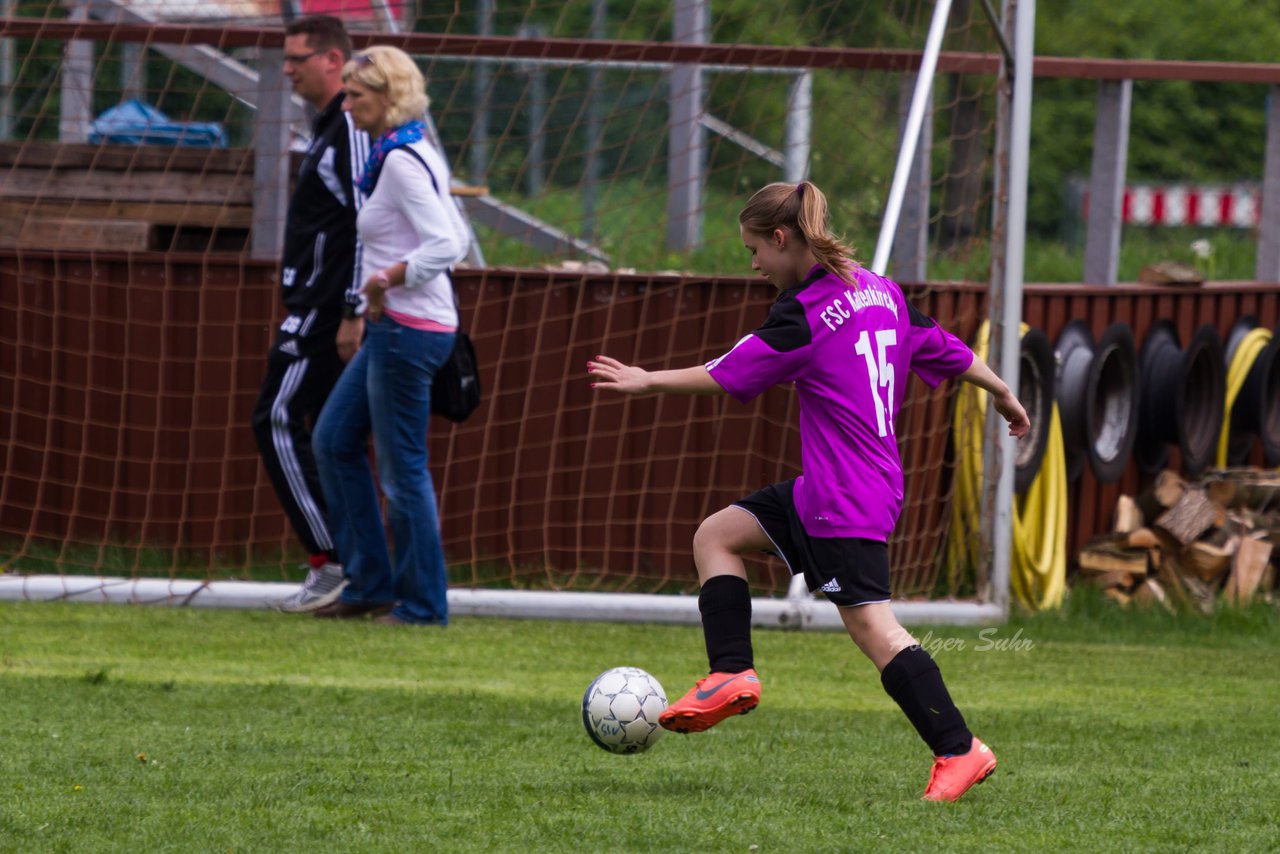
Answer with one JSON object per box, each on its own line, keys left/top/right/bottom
{"left": 732, "top": 479, "right": 891, "bottom": 608}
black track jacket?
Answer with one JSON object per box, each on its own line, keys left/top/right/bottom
{"left": 278, "top": 92, "right": 368, "bottom": 354}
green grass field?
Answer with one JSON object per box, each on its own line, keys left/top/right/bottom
{"left": 1, "top": 592, "right": 1276, "bottom": 851}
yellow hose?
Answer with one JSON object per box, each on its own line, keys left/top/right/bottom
{"left": 1010, "top": 404, "right": 1068, "bottom": 611}
{"left": 1215, "top": 327, "right": 1273, "bottom": 468}
{"left": 947, "top": 321, "right": 1067, "bottom": 611}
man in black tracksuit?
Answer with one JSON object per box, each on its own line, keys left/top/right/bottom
{"left": 251, "top": 15, "right": 368, "bottom": 612}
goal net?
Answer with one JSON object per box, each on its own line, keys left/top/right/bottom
{"left": 0, "top": 1, "right": 1009, "bottom": 619}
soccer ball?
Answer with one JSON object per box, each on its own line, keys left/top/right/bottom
{"left": 581, "top": 666, "right": 668, "bottom": 754}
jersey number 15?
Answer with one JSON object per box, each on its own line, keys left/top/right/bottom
{"left": 854, "top": 329, "right": 897, "bottom": 437}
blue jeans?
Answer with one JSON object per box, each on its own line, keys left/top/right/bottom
{"left": 314, "top": 317, "right": 455, "bottom": 625}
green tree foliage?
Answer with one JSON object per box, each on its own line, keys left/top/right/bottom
{"left": 1030, "top": 0, "right": 1280, "bottom": 234}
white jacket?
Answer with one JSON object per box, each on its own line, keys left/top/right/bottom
{"left": 356, "top": 139, "right": 470, "bottom": 327}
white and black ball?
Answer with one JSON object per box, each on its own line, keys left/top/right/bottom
{"left": 581, "top": 666, "right": 668, "bottom": 754}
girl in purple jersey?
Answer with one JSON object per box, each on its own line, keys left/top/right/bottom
{"left": 587, "top": 180, "right": 1030, "bottom": 802}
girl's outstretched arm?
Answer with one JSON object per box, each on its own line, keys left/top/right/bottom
{"left": 588, "top": 355, "right": 725, "bottom": 396}
{"left": 958, "top": 355, "right": 1032, "bottom": 439}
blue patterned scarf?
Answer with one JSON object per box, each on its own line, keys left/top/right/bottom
{"left": 358, "top": 119, "right": 425, "bottom": 195}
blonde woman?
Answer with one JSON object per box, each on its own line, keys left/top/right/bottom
{"left": 589, "top": 181, "right": 1029, "bottom": 801}
{"left": 313, "top": 46, "right": 470, "bottom": 626}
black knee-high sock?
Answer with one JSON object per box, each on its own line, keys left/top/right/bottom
{"left": 880, "top": 646, "right": 972, "bottom": 756}
{"left": 698, "top": 575, "right": 753, "bottom": 673}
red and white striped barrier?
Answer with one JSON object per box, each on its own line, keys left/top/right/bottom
{"left": 1085, "top": 184, "right": 1261, "bottom": 228}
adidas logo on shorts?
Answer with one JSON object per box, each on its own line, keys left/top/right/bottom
{"left": 820, "top": 578, "right": 842, "bottom": 593}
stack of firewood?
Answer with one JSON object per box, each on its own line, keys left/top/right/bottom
{"left": 1078, "top": 469, "right": 1279, "bottom": 612}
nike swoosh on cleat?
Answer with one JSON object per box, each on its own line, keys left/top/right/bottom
{"left": 695, "top": 675, "right": 748, "bottom": 700}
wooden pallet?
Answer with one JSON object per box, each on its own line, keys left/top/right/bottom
{"left": 0, "top": 141, "right": 254, "bottom": 251}
{"left": 0, "top": 141, "right": 487, "bottom": 252}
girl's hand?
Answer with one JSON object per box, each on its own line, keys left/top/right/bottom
{"left": 993, "top": 389, "right": 1031, "bottom": 439}
{"left": 587, "top": 355, "right": 651, "bottom": 395}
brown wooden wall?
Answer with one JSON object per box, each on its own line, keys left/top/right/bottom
{"left": 1, "top": 250, "right": 1276, "bottom": 594}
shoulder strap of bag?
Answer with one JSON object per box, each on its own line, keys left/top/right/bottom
{"left": 396, "top": 144, "right": 441, "bottom": 194}
{"left": 393, "top": 144, "right": 461, "bottom": 318}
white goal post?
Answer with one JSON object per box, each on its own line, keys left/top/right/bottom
{"left": 0, "top": 575, "right": 1005, "bottom": 628}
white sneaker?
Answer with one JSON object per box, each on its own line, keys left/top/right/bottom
{"left": 276, "top": 562, "right": 347, "bottom": 613}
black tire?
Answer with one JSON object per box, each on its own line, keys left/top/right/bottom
{"left": 1258, "top": 330, "right": 1280, "bottom": 466}
{"left": 1015, "top": 327, "right": 1055, "bottom": 494}
{"left": 1054, "top": 320, "right": 1094, "bottom": 483}
{"left": 1177, "top": 324, "right": 1225, "bottom": 476}
{"left": 1225, "top": 316, "right": 1260, "bottom": 365}
{"left": 1136, "top": 321, "right": 1179, "bottom": 475}
{"left": 1086, "top": 323, "right": 1140, "bottom": 484}
{"left": 1137, "top": 321, "right": 1226, "bottom": 477}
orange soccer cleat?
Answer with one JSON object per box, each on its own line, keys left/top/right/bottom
{"left": 658, "top": 669, "right": 761, "bottom": 734}
{"left": 922, "top": 737, "right": 997, "bottom": 802}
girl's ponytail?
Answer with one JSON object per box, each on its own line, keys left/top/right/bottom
{"left": 738, "top": 181, "right": 858, "bottom": 286}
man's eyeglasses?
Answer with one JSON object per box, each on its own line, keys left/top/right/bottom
{"left": 283, "top": 50, "right": 320, "bottom": 66}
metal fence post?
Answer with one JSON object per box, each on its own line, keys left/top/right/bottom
{"left": 582, "top": 0, "right": 607, "bottom": 240}
{"left": 0, "top": 0, "right": 13, "bottom": 140}
{"left": 891, "top": 72, "right": 933, "bottom": 282}
{"left": 120, "top": 42, "right": 145, "bottom": 101}
{"left": 518, "top": 24, "right": 547, "bottom": 197}
{"left": 58, "top": 6, "right": 93, "bottom": 143}
{"left": 666, "top": 0, "right": 707, "bottom": 252}
{"left": 251, "top": 49, "right": 290, "bottom": 261}
{"left": 1256, "top": 86, "right": 1280, "bottom": 281}
{"left": 1083, "top": 79, "right": 1132, "bottom": 285}
{"left": 471, "top": 0, "right": 493, "bottom": 187}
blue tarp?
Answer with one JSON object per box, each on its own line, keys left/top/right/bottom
{"left": 89, "top": 99, "right": 226, "bottom": 148}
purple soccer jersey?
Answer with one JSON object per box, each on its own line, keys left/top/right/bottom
{"left": 706, "top": 265, "right": 974, "bottom": 540}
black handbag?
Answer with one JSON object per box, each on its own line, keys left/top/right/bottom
{"left": 432, "top": 327, "right": 481, "bottom": 422}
